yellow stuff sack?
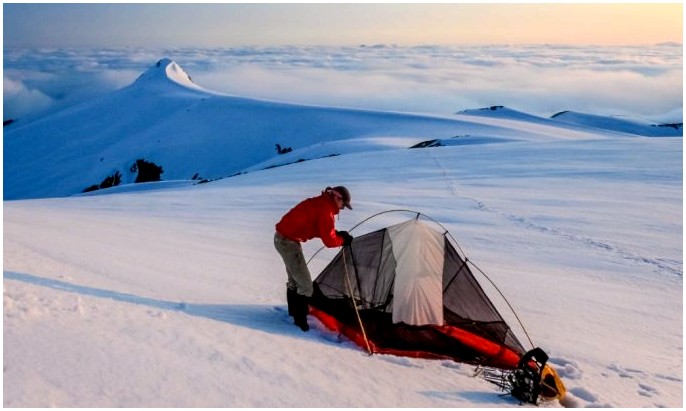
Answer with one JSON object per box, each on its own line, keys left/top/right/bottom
{"left": 539, "top": 364, "right": 566, "bottom": 401}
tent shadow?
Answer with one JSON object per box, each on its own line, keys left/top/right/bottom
{"left": 3, "top": 271, "right": 351, "bottom": 347}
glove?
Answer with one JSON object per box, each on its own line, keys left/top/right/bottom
{"left": 337, "top": 230, "right": 353, "bottom": 247}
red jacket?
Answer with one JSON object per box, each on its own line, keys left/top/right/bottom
{"left": 276, "top": 193, "right": 344, "bottom": 248}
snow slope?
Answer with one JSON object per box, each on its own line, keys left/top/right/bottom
{"left": 459, "top": 105, "right": 683, "bottom": 137}
{"left": 3, "top": 58, "right": 683, "bottom": 407}
{"left": 550, "top": 110, "right": 682, "bottom": 137}
{"left": 4, "top": 59, "right": 673, "bottom": 201}
{"left": 2, "top": 59, "right": 514, "bottom": 200}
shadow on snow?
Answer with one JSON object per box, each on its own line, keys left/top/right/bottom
{"left": 5, "top": 270, "right": 519, "bottom": 405}
{"left": 3, "top": 270, "right": 349, "bottom": 347}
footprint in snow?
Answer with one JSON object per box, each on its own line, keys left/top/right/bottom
{"left": 548, "top": 357, "right": 582, "bottom": 380}
{"left": 568, "top": 387, "right": 598, "bottom": 403}
{"left": 607, "top": 362, "right": 646, "bottom": 379}
{"left": 654, "top": 373, "right": 682, "bottom": 383}
{"left": 637, "top": 382, "right": 658, "bottom": 397}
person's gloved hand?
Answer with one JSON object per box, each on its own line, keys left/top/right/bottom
{"left": 337, "top": 230, "right": 353, "bottom": 247}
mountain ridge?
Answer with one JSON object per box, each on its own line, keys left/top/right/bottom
{"left": 550, "top": 110, "right": 683, "bottom": 136}
{"left": 4, "top": 58, "right": 681, "bottom": 200}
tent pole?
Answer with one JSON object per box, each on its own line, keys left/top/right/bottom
{"left": 342, "top": 248, "right": 373, "bottom": 355}
{"left": 468, "top": 261, "right": 535, "bottom": 350}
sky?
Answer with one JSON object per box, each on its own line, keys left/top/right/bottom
{"left": 3, "top": 3, "right": 683, "bottom": 48}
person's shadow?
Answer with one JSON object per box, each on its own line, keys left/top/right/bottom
{"left": 4, "top": 270, "right": 347, "bottom": 345}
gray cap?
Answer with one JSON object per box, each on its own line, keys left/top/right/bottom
{"left": 332, "top": 186, "right": 352, "bottom": 210}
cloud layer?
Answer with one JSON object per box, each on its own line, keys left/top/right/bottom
{"left": 4, "top": 44, "right": 682, "bottom": 123}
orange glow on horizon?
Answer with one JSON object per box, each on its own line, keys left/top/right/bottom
{"left": 374, "top": 3, "right": 683, "bottom": 46}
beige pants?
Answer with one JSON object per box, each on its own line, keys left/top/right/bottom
{"left": 274, "top": 232, "right": 313, "bottom": 297}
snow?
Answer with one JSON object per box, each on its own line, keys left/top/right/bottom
{"left": 550, "top": 110, "right": 683, "bottom": 137}
{"left": 3, "top": 59, "right": 682, "bottom": 407}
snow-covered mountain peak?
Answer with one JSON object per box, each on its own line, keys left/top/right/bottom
{"left": 457, "top": 106, "right": 546, "bottom": 122}
{"left": 133, "top": 57, "right": 203, "bottom": 91}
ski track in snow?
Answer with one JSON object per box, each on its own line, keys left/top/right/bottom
{"left": 425, "top": 149, "right": 682, "bottom": 408}
{"left": 485, "top": 205, "right": 681, "bottom": 278}
{"left": 428, "top": 151, "right": 682, "bottom": 278}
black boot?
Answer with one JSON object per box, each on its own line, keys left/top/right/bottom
{"left": 286, "top": 288, "right": 297, "bottom": 317}
{"left": 293, "top": 293, "right": 310, "bottom": 332}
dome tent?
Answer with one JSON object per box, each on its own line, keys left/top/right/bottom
{"left": 309, "top": 211, "right": 527, "bottom": 369}
{"left": 308, "top": 210, "right": 566, "bottom": 404}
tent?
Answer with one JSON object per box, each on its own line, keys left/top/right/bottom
{"left": 309, "top": 213, "right": 526, "bottom": 369}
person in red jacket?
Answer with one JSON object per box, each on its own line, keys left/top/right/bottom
{"left": 274, "top": 186, "right": 353, "bottom": 331}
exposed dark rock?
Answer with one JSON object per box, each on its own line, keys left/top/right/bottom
{"left": 83, "top": 170, "right": 122, "bottom": 193}
{"left": 409, "top": 139, "right": 443, "bottom": 148}
{"left": 653, "top": 123, "right": 683, "bottom": 130}
{"left": 131, "top": 159, "right": 164, "bottom": 183}
{"left": 276, "top": 144, "right": 293, "bottom": 155}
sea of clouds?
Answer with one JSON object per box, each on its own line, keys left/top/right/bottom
{"left": 3, "top": 44, "right": 682, "bottom": 123}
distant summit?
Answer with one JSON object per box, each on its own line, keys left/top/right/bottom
{"left": 457, "top": 106, "right": 550, "bottom": 123}
{"left": 133, "top": 58, "right": 204, "bottom": 91}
